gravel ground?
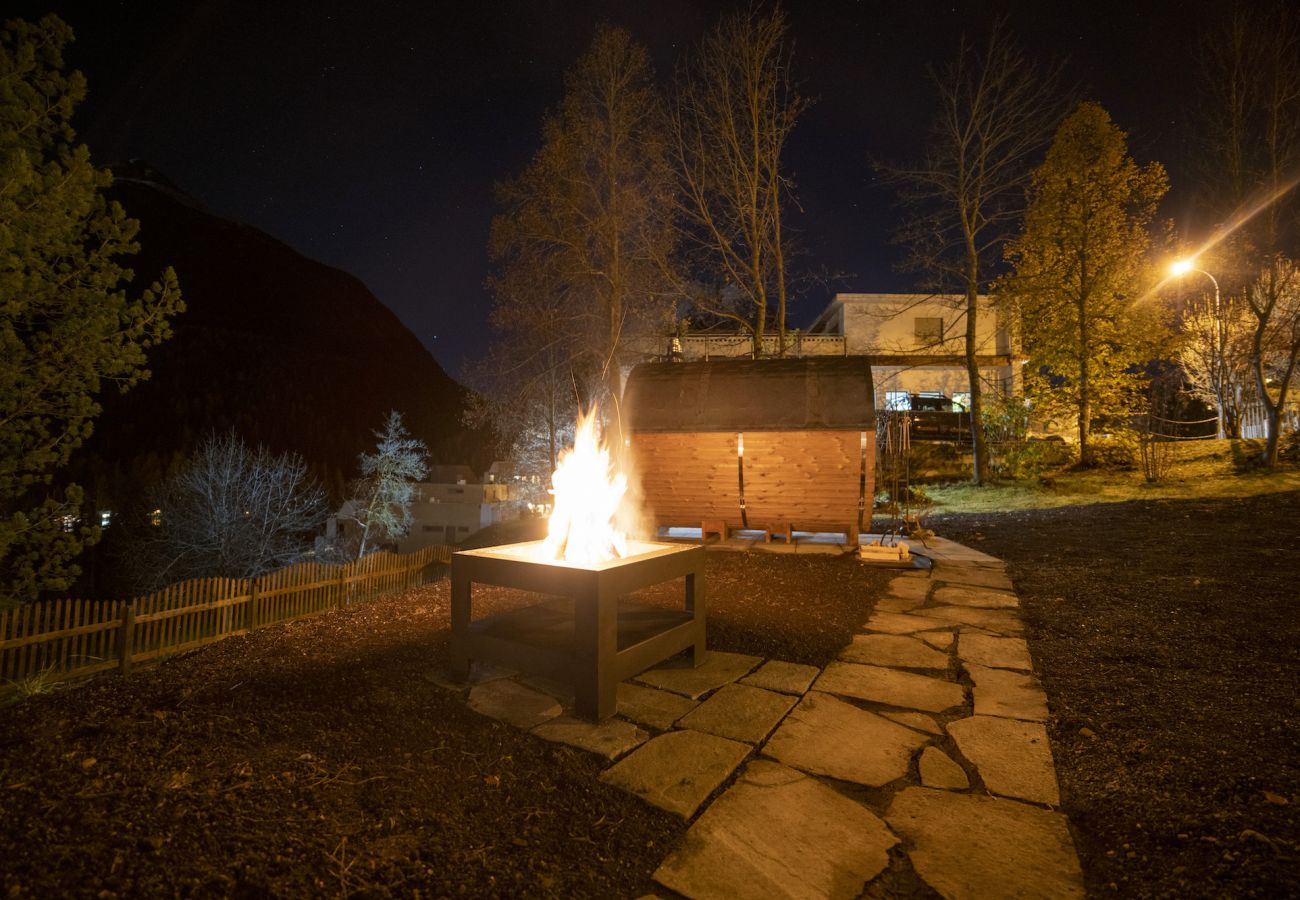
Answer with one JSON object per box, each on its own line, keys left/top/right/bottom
{"left": 0, "top": 552, "right": 887, "bottom": 898}
{"left": 3, "top": 493, "right": 1295, "bottom": 898}
{"left": 934, "top": 490, "right": 1300, "bottom": 899}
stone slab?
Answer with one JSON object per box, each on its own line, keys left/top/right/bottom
{"left": 862, "top": 611, "right": 937, "bottom": 634}
{"left": 886, "top": 575, "right": 932, "bottom": 601}
{"left": 932, "top": 585, "right": 1019, "bottom": 609}
{"left": 886, "top": 787, "right": 1084, "bottom": 899}
{"left": 600, "top": 730, "right": 751, "bottom": 819}
{"left": 918, "top": 746, "right": 969, "bottom": 790}
{"left": 466, "top": 679, "right": 562, "bottom": 730}
{"left": 839, "top": 633, "right": 949, "bottom": 669}
{"left": 814, "top": 661, "right": 965, "bottom": 714}
{"left": 881, "top": 710, "right": 942, "bottom": 735}
{"left": 764, "top": 692, "right": 929, "bottom": 787}
{"left": 678, "top": 683, "right": 798, "bottom": 744}
{"left": 932, "top": 566, "right": 1015, "bottom": 591}
{"left": 957, "top": 634, "right": 1033, "bottom": 672}
{"left": 948, "top": 715, "right": 1060, "bottom": 805}
{"left": 964, "top": 663, "right": 1049, "bottom": 721}
{"left": 635, "top": 651, "right": 763, "bottom": 699}
{"left": 653, "top": 760, "right": 897, "bottom": 900}
{"left": 617, "top": 682, "right": 698, "bottom": 731}
{"left": 918, "top": 537, "right": 1005, "bottom": 566}
{"left": 875, "top": 596, "right": 923, "bottom": 613}
{"left": 915, "top": 605, "right": 1023, "bottom": 636}
{"left": 741, "top": 660, "right": 820, "bottom": 695}
{"left": 916, "top": 631, "right": 955, "bottom": 650}
{"left": 531, "top": 716, "right": 647, "bottom": 760}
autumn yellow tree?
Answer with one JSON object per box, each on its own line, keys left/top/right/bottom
{"left": 999, "top": 103, "right": 1168, "bottom": 463}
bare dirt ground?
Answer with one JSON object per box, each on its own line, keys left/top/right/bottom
{"left": 3, "top": 493, "right": 1296, "bottom": 898}
{"left": 935, "top": 490, "right": 1300, "bottom": 899}
{"left": 0, "top": 553, "right": 887, "bottom": 899}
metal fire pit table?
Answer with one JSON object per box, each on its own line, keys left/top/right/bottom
{"left": 450, "top": 540, "right": 706, "bottom": 720}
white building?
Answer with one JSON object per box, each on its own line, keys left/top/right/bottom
{"left": 625, "top": 292, "right": 1021, "bottom": 410}
{"left": 806, "top": 293, "right": 1020, "bottom": 408}
{"left": 333, "top": 465, "right": 521, "bottom": 553}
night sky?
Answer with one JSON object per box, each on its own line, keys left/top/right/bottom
{"left": 16, "top": 0, "right": 1207, "bottom": 379}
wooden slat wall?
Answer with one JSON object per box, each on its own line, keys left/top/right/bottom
{"left": 634, "top": 431, "right": 743, "bottom": 520}
{"left": 632, "top": 429, "right": 875, "bottom": 533}
{"left": 0, "top": 543, "right": 453, "bottom": 693}
{"left": 745, "top": 431, "right": 873, "bottom": 531}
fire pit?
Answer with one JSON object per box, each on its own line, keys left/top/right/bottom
{"left": 450, "top": 539, "right": 706, "bottom": 720}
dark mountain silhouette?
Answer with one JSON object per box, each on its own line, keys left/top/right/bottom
{"left": 70, "top": 163, "right": 494, "bottom": 510}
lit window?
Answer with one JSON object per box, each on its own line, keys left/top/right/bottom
{"left": 952, "top": 392, "right": 971, "bottom": 412}
{"left": 99, "top": 510, "right": 113, "bottom": 528}
{"left": 149, "top": 508, "right": 162, "bottom": 527}
{"left": 885, "top": 391, "right": 911, "bottom": 410}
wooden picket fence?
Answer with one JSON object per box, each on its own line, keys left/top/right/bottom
{"left": 0, "top": 545, "right": 453, "bottom": 694}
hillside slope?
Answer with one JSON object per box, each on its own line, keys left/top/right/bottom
{"left": 71, "top": 165, "right": 491, "bottom": 506}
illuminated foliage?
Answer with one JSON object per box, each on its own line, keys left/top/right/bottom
{"left": 0, "top": 16, "right": 183, "bottom": 603}
{"left": 999, "top": 103, "right": 1168, "bottom": 463}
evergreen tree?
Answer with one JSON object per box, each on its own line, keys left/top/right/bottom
{"left": 0, "top": 16, "right": 183, "bottom": 603}
{"left": 339, "top": 411, "right": 429, "bottom": 559}
{"left": 999, "top": 103, "right": 1168, "bottom": 463}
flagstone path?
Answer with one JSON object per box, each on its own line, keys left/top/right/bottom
{"left": 453, "top": 537, "right": 1085, "bottom": 898}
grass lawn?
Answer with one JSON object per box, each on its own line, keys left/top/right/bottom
{"left": 923, "top": 439, "right": 1300, "bottom": 514}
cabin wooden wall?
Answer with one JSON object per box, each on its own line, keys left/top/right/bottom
{"left": 631, "top": 430, "right": 874, "bottom": 537}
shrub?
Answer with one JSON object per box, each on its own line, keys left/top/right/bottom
{"left": 1085, "top": 431, "right": 1139, "bottom": 469}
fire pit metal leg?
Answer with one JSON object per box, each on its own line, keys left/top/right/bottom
{"left": 575, "top": 580, "right": 618, "bottom": 720}
{"left": 686, "top": 571, "right": 706, "bottom": 666}
{"left": 450, "top": 567, "right": 471, "bottom": 680}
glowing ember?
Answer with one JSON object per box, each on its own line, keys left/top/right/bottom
{"left": 542, "top": 407, "right": 628, "bottom": 564}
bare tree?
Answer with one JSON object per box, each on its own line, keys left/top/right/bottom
{"left": 1197, "top": 2, "right": 1300, "bottom": 265}
{"left": 337, "top": 411, "right": 429, "bottom": 559}
{"left": 489, "top": 25, "right": 676, "bottom": 450}
{"left": 1196, "top": 2, "right": 1300, "bottom": 464}
{"left": 669, "top": 4, "right": 807, "bottom": 356}
{"left": 879, "top": 20, "right": 1069, "bottom": 483}
{"left": 1246, "top": 258, "right": 1300, "bottom": 463}
{"left": 126, "top": 432, "right": 326, "bottom": 589}
{"left": 1177, "top": 291, "right": 1257, "bottom": 437}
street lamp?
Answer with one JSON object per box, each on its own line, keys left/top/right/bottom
{"left": 1169, "top": 258, "right": 1226, "bottom": 439}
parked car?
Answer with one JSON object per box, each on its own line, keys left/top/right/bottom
{"left": 905, "top": 395, "right": 971, "bottom": 441}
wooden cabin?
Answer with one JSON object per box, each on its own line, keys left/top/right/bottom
{"left": 623, "top": 357, "right": 875, "bottom": 544}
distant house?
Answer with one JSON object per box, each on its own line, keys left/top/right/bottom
{"left": 623, "top": 292, "right": 1022, "bottom": 411}
{"left": 807, "top": 293, "right": 1022, "bottom": 410}
{"left": 333, "top": 465, "right": 521, "bottom": 553}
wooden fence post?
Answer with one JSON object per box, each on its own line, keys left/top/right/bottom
{"left": 117, "top": 602, "right": 136, "bottom": 675}
{"left": 337, "top": 566, "right": 348, "bottom": 610}
{"left": 248, "top": 580, "right": 259, "bottom": 632}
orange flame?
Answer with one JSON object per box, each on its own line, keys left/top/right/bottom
{"left": 542, "top": 407, "right": 628, "bottom": 564}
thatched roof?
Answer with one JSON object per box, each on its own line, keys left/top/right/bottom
{"left": 623, "top": 357, "right": 875, "bottom": 432}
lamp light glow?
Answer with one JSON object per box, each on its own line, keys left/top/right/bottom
{"left": 1170, "top": 258, "right": 1194, "bottom": 277}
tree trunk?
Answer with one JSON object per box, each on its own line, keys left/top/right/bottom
{"left": 1078, "top": 300, "right": 1091, "bottom": 464}
{"left": 963, "top": 257, "right": 989, "bottom": 485}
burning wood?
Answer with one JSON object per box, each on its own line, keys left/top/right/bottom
{"left": 542, "top": 407, "right": 629, "bottom": 565}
